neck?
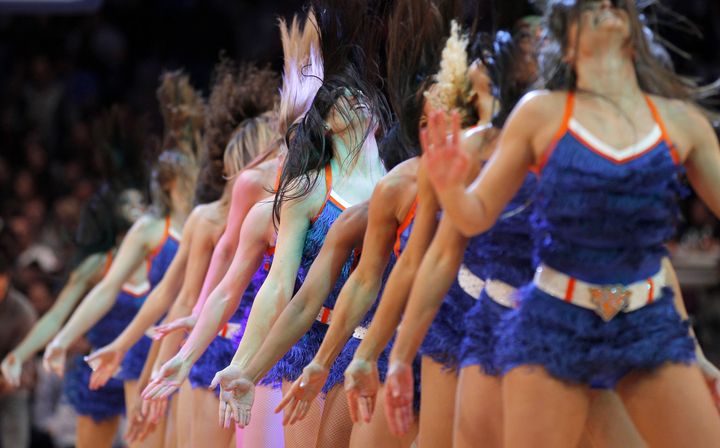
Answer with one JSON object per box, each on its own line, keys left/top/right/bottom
{"left": 575, "top": 45, "right": 641, "bottom": 102}
{"left": 476, "top": 95, "right": 496, "bottom": 126}
{"left": 331, "top": 127, "right": 382, "bottom": 176}
{"left": 169, "top": 204, "right": 189, "bottom": 226}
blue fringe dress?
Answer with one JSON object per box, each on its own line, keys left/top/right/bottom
{"left": 263, "top": 165, "right": 357, "bottom": 393}
{"left": 495, "top": 92, "right": 695, "bottom": 388}
{"left": 115, "top": 217, "right": 180, "bottom": 381}
{"left": 459, "top": 173, "right": 536, "bottom": 375}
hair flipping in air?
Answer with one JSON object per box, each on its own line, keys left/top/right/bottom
{"left": 196, "top": 57, "right": 280, "bottom": 205}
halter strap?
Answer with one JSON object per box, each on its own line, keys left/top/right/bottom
{"left": 310, "top": 164, "right": 334, "bottom": 224}
{"left": 102, "top": 251, "right": 114, "bottom": 277}
{"left": 394, "top": 197, "right": 418, "bottom": 257}
{"left": 534, "top": 92, "right": 575, "bottom": 173}
{"left": 146, "top": 216, "right": 172, "bottom": 272}
{"left": 643, "top": 95, "right": 681, "bottom": 164}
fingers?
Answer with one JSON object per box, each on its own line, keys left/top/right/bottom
{"left": 451, "top": 109, "right": 461, "bottom": 149}
{"left": 346, "top": 390, "right": 360, "bottom": 423}
{"left": 209, "top": 372, "right": 222, "bottom": 390}
{"left": 218, "top": 397, "right": 227, "bottom": 427}
{"left": 359, "top": 396, "right": 373, "bottom": 423}
{"left": 275, "top": 381, "right": 299, "bottom": 413}
{"left": 223, "top": 400, "right": 234, "bottom": 429}
{"left": 281, "top": 397, "right": 298, "bottom": 425}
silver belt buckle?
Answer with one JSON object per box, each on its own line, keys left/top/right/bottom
{"left": 588, "top": 285, "right": 630, "bottom": 322}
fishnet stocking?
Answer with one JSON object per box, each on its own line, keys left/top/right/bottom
{"left": 316, "top": 384, "right": 352, "bottom": 448}
{"left": 281, "top": 380, "right": 324, "bottom": 448}
{"left": 239, "top": 385, "right": 286, "bottom": 448}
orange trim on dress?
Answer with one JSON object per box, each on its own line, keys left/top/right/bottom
{"left": 533, "top": 92, "right": 575, "bottom": 174}
{"left": 102, "top": 251, "right": 114, "bottom": 277}
{"left": 393, "top": 197, "right": 418, "bottom": 257}
{"left": 310, "top": 164, "right": 334, "bottom": 224}
{"left": 643, "top": 95, "right": 681, "bottom": 164}
{"left": 146, "top": 216, "right": 172, "bottom": 274}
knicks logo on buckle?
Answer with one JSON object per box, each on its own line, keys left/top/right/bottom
{"left": 588, "top": 286, "right": 630, "bottom": 322}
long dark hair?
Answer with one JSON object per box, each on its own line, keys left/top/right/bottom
{"left": 273, "top": 0, "right": 391, "bottom": 223}
{"left": 383, "top": 0, "right": 457, "bottom": 169}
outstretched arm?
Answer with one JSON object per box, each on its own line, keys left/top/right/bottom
{"left": 49, "top": 217, "right": 158, "bottom": 364}
{"left": 1, "top": 252, "right": 107, "bottom": 385}
{"left": 142, "top": 202, "right": 274, "bottom": 401}
{"left": 423, "top": 103, "right": 537, "bottom": 237}
{"left": 245, "top": 204, "right": 368, "bottom": 384}
{"left": 389, "top": 217, "right": 468, "bottom": 365}
{"left": 191, "top": 171, "right": 270, "bottom": 315}
{"left": 353, "top": 165, "right": 439, "bottom": 363}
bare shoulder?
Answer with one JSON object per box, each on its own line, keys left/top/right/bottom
{"left": 514, "top": 90, "right": 567, "bottom": 117}
{"left": 649, "top": 95, "right": 714, "bottom": 158}
{"left": 374, "top": 158, "right": 419, "bottom": 197}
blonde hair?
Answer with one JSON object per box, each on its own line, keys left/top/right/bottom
{"left": 425, "top": 20, "right": 473, "bottom": 125}
{"left": 277, "top": 10, "right": 324, "bottom": 139}
{"left": 150, "top": 149, "right": 198, "bottom": 217}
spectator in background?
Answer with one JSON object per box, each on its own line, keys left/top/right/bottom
{"left": 0, "top": 249, "right": 37, "bottom": 448}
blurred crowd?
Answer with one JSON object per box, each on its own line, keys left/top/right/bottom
{"left": 0, "top": 1, "right": 719, "bottom": 447}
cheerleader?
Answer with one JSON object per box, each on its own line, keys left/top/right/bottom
{"left": 140, "top": 12, "right": 321, "bottom": 448}
{"left": 270, "top": 1, "right": 453, "bottom": 445}
{"left": 1, "top": 186, "right": 145, "bottom": 448}
{"left": 208, "top": 2, "right": 391, "bottom": 445}
{"left": 87, "top": 62, "right": 279, "bottom": 448}
{"left": 421, "top": 1, "right": 720, "bottom": 446}
{"left": 44, "top": 74, "right": 200, "bottom": 446}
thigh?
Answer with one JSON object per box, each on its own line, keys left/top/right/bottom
{"left": 175, "top": 381, "right": 192, "bottom": 448}
{"left": 191, "top": 388, "right": 235, "bottom": 448}
{"left": 241, "top": 385, "right": 285, "bottom": 448}
{"left": 350, "top": 384, "right": 416, "bottom": 448}
{"left": 618, "top": 362, "right": 720, "bottom": 448}
{"left": 454, "top": 365, "right": 502, "bottom": 448}
{"left": 280, "top": 380, "right": 323, "bottom": 448}
{"left": 503, "top": 365, "right": 591, "bottom": 448}
{"left": 316, "top": 384, "right": 353, "bottom": 448}
{"left": 579, "top": 390, "right": 645, "bottom": 448}
{"left": 76, "top": 415, "right": 120, "bottom": 448}
{"left": 418, "top": 356, "right": 456, "bottom": 448}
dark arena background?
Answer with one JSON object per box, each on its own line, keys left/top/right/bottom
{"left": 0, "top": 1, "right": 719, "bottom": 447}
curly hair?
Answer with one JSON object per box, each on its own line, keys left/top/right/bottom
{"left": 156, "top": 70, "right": 206, "bottom": 160}
{"left": 195, "top": 58, "right": 280, "bottom": 204}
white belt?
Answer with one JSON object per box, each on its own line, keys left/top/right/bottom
{"left": 352, "top": 326, "right": 368, "bottom": 340}
{"left": 485, "top": 280, "right": 518, "bottom": 309}
{"left": 218, "top": 322, "right": 243, "bottom": 340}
{"left": 457, "top": 264, "right": 485, "bottom": 299}
{"left": 533, "top": 264, "right": 666, "bottom": 322}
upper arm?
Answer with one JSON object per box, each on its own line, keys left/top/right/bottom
{"left": 217, "top": 171, "right": 267, "bottom": 254}
{"left": 399, "top": 164, "right": 440, "bottom": 266}
{"left": 263, "top": 196, "right": 313, "bottom": 293}
{"left": 177, "top": 221, "right": 220, "bottom": 304}
{"left": 468, "top": 93, "right": 546, "bottom": 223}
{"left": 98, "top": 217, "right": 156, "bottom": 289}
{"left": 153, "top": 212, "right": 198, "bottom": 295}
{"left": 682, "top": 105, "right": 720, "bottom": 219}
{"left": 354, "top": 181, "right": 405, "bottom": 278}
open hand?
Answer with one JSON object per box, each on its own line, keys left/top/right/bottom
{"left": 344, "top": 357, "right": 380, "bottom": 423}
{"left": 276, "top": 361, "right": 327, "bottom": 425}
{"left": 43, "top": 340, "right": 68, "bottom": 377}
{"left": 141, "top": 355, "right": 190, "bottom": 401}
{"left": 384, "top": 360, "right": 415, "bottom": 437}
{"left": 85, "top": 343, "right": 126, "bottom": 390}
{"left": 210, "top": 364, "right": 255, "bottom": 428}
{"left": 421, "top": 110, "right": 469, "bottom": 195}
{"left": 1, "top": 353, "right": 22, "bottom": 388}
{"left": 152, "top": 315, "right": 197, "bottom": 340}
